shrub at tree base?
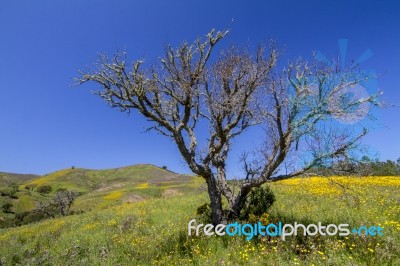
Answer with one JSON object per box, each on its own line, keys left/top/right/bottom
{"left": 240, "top": 186, "right": 275, "bottom": 221}
{"left": 196, "top": 186, "right": 275, "bottom": 223}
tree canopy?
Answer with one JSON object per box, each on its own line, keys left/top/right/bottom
{"left": 77, "top": 30, "right": 382, "bottom": 224}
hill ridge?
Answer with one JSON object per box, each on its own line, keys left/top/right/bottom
{"left": 1, "top": 164, "right": 203, "bottom": 215}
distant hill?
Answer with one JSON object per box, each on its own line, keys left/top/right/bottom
{"left": 0, "top": 172, "right": 38, "bottom": 187}
{"left": 11, "top": 164, "right": 204, "bottom": 213}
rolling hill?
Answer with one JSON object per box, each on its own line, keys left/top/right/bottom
{"left": 0, "top": 172, "right": 38, "bottom": 187}
{"left": 1, "top": 176, "right": 399, "bottom": 265}
{"left": 1, "top": 164, "right": 204, "bottom": 216}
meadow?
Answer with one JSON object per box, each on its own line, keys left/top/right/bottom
{"left": 0, "top": 175, "right": 399, "bottom": 265}
{"left": 0, "top": 165, "right": 203, "bottom": 219}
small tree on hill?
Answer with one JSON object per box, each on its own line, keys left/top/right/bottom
{"left": 36, "top": 190, "right": 79, "bottom": 217}
{"left": 53, "top": 190, "right": 79, "bottom": 216}
{"left": 76, "top": 30, "right": 382, "bottom": 224}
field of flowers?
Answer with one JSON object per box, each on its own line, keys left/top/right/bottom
{"left": 0, "top": 176, "right": 399, "bottom": 265}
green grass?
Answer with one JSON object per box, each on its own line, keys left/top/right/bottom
{"left": 0, "top": 164, "right": 203, "bottom": 215}
{"left": 0, "top": 172, "right": 37, "bottom": 187}
{"left": 0, "top": 176, "right": 399, "bottom": 265}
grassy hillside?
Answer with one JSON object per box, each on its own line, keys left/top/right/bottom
{"left": 0, "top": 172, "right": 41, "bottom": 222}
{"left": 0, "top": 172, "right": 38, "bottom": 187}
{"left": 0, "top": 176, "right": 399, "bottom": 265}
{"left": 0, "top": 164, "right": 204, "bottom": 221}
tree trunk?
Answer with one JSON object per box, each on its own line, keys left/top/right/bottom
{"left": 205, "top": 176, "right": 225, "bottom": 225}
{"left": 228, "top": 186, "right": 252, "bottom": 220}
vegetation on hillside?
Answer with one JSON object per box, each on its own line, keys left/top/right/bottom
{"left": 309, "top": 157, "right": 400, "bottom": 176}
{"left": 0, "top": 176, "right": 399, "bottom": 265}
{"left": 0, "top": 172, "right": 37, "bottom": 187}
{"left": 0, "top": 165, "right": 204, "bottom": 229}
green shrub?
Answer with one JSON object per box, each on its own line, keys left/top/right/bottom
{"left": 2, "top": 202, "right": 13, "bottom": 213}
{"left": 240, "top": 186, "right": 275, "bottom": 220}
{"left": 9, "top": 194, "right": 18, "bottom": 199}
{"left": 37, "top": 185, "right": 53, "bottom": 194}
{"left": 0, "top": 183, "right": 19, "bottom": 198}
{"left": 196, "top": 202, "right": 212, "bottom": 223}
{"left": 9, "top": 183, "right": 19, "bottom": 192}
{"left": 24, "top": 184, "right": 37, "bottom": 190}
{"left": 21, "top": 211, "right": 49, "bottom": 224}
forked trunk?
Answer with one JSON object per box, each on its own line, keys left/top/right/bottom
{"left": 228, "top": 186, "right": 252, "bottom": 220}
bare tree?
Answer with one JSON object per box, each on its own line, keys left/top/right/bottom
{"left": 76, "top": 30, "right": 382, "bottom": 224}
{"left": 53, "top": 190, "right": 79, "bottom": 216}
{"left": 36, "top": 190, "right": 79, "bottom": 217}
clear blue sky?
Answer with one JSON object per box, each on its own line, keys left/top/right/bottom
{"left": 0, "top": 0, "right": 399, "bottom": 175}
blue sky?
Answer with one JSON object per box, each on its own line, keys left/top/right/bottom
{"left": 0, "top": 0, "right": 399, "bottom": 175}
